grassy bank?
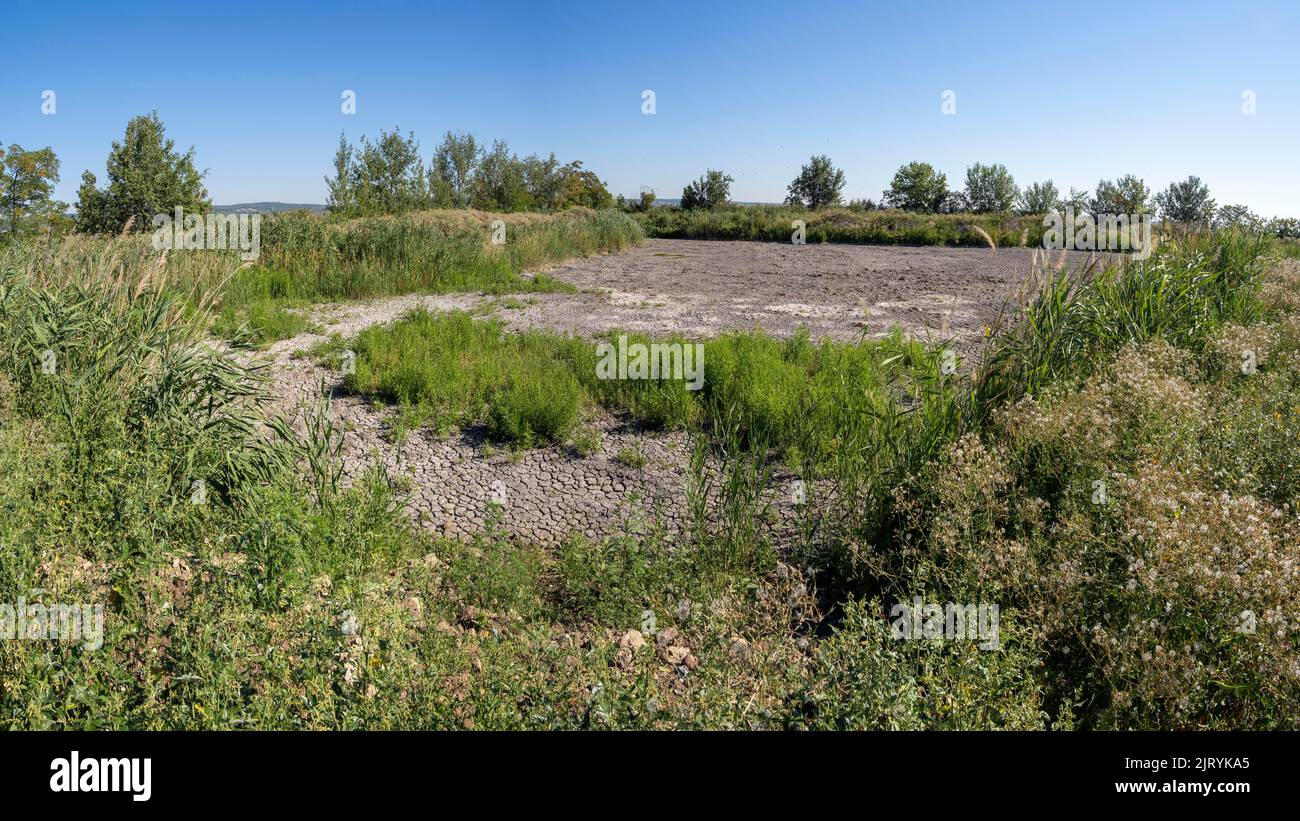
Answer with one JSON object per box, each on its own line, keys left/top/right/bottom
{"left": 227, "top": 207, "right": 640, "bottom": 343}
{"left": 636, "top": 205, "right": 1046, "bottom": 247}
{"left": 8, "top": 207, "right": 644, "bottom": 346}
{"left": 252, "top": 207, "right": 639, "bottom": 301}
{"left": 1, "top": 231, "right": 1295, "bottom": 729}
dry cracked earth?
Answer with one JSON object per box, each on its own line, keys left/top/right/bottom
{"left": 257, "top": 239, "right": 1062, "bottom": 545}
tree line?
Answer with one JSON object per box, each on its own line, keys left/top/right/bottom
{"left": 665, "top": 155, "right": 1298, "bottom": 236}
{"left": 1, "top": 118, "right": 1295, "bottom": 240}
{"left": 324, "top": 130, "right": 613, "bottom": 216}
{"left": 1, "top": 116, "right": 618, "bottom": 240}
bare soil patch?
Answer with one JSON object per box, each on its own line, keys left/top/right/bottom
{"left": 258, "top": 239, "right": 1087, "bottom": 543}
{"left": 516, "top": 238, "right": 1097, "bottom": 350}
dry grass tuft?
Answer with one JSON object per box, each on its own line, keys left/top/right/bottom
{"left": 971, "top": 225, "right": 996, "bottom": 249}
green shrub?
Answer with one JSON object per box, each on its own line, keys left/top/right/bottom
{"left": 488, "top": 364, "right": 579, "bottom": 445}
{"left": 973, "top": 231, "right": 1271, "bottom": 414}
{"left": 212, "top": 298, "right": 316, "bottom": 344}
{"left": 343, "top": 309, "right": 585, "bottom": 445}
{"left": 575, "top": 332, "right": 698, "bottom": 430}
{"left": 551, "top": 533, "right": 686, "bottom": 626}
{"left": 800, "top": 599, "right": 1047, "bottom": 730}
{"left": 444, "top": 513, "right": 548, "bottom": 619}
{"left": 569, "top": 424, "right": 602, "bottom": 456}
{"left": 614, "top": 446, "right": 646, "bottom": 468}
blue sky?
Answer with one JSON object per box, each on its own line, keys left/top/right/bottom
{"left": 3, "top": 0, "right": 1297, "bottom": 215}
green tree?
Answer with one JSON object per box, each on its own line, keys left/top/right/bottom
{"left": 556, "top": 161, "right": 612, "bottom": 209}
{"left": 1266, "top": 217, "right": 1300, "bottom": 239}
{"left": 1213, "top": 203, "right": 1262, "bottom": 231}
{"left": 785, "top": 155, "right": 846, "bottom": 209}
{"left": 963, "top": 162, "right": 1018, "bottom": 213}
{"left": 0, "top": 144, "right": 61, "bottom": 237}
{"left": 882, "top": 162, "right": 948, "bottom": 213}
{"left": 1016, "top": 180, "right": 1061, "bottom": 215}
{"left": 939, "top": 190, "right": 969, "bottom": 214}
{"left": 429, "top": 131, "right": 480, "bottom": 209}
{"left": 330, "top": 128, "right": 608, "bottom": 215}
{"left": 1063, "top": 186, "right": 1090, "bottom": 212}
{"left": 352, "top": 129, "right": 430, "bottom": 214}
{"left": 472, "top": 140, "right": 532, "bottom": 211}
{"left": 1155, "top": 175, "right": 1216, "bottom": 225}
{"left": 73, "top": 171, "right": 111, "bottom": 233}
{"left": 75, "top": 112, "right": 210, "bottom": 233}
{"left": 523, "top": 153, "right": 566, "bottom": 210}
{"left": 1089, "top": 174, "right": 1150, "bottom": 216}
{"left": 680, "top": 169, "right": 733, "bottom": 210}
{"left": 325, "top": 129, "right": 431, "bottom": 215}
{"left": 325, "top": 133, "right": 356, "bottom": 214}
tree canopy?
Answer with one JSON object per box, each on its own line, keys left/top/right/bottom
{"left": 680, "top": 169, "right": 733, "bottom": 210}
{"left": 0, "top": 143, "right": 62, "bottom": 238}
{"left": 75, "top": 112, "right": 209, "bottom": 233}
{"left": 786, "top": 155, "right": 846, "bottom": 209}
{"left": 882, "top": 162, "right": 948, "bottom": 213}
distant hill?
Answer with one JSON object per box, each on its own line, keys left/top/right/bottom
{"left": 213, "top": 202, "right": 327, "bottom": 214}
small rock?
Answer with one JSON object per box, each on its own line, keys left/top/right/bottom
{"left": 458, "top": 604, "right": 479, "bottom": 628}
{"left": 618, "top": 629, "right": 646, "bottom": 652}
{"left": 655, "top": 626, "right": 680, "bottom": 649}
{"left": 662, "top": 645, "right": 690, "bottom": 665}
{"left": 728, "top": 637, "right": 751, "bottom": 660}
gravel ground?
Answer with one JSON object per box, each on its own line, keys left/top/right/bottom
{"left": 259, "top": 239, "right": 1068, "bottom": 543}
{"left": 525, "top": 238, "right": 1055, "bottom": 350}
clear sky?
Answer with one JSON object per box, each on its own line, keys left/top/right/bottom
{"left": 3, "top": 0, "right": 1297, "bottom": 216}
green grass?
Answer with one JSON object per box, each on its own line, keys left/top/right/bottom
{"left": 636, "top": 204, "right": 1043, "bottom": 247}
{"left": 211, "top": 298, "right": 318, "bottom": 345}
{"left": 1, "top": 229, "right": 1295, "bottom": 730}
{"left": 971, "top": 230, "right": 1271, "bottom": 415}
{"left": 614, "top": 446, "right": 646, "bottom": 468}
{"left": 332, "top": 307, "right": 949, "bottom": 457}
{"left": 253, "top": 207, "right": 637, "bottom": 301}
{"left": 340, "top": 309, "right": 586, "bottom": 445}
{"left": 213, "top": 207, "right": 637, "bottom": 341}
{"left": 1273, "top": 237, "right": 1300, "bottom": 259}
{"left": 8, "top": 207, "right": 642, "bottom": 346}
